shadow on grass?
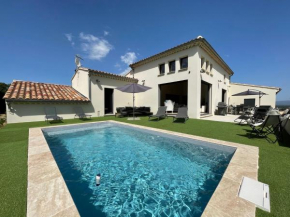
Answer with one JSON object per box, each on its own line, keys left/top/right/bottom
{"left": 278, "top": 131, "right": 290, "bottom": 148}
{"left": 148, "top": 118, "right": 167, "bottom": 122}
{"left": 47, "top": 120, "right": 63, "bottom": 124}
{"left": 79, "top": 118, "right": 93, "bottom": 122}
{"left": 173, "top": 119, "right": 187, "bottom": 124}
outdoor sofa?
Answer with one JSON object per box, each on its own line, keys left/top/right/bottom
{"left": 115, "top": 107, "right": 153, "bottom": 117}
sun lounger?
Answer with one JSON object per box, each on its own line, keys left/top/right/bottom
{"left": 148, "top": 106, "right": 167, "bottom": 121}
{"left": 249, "top": 114, "right": 282, "bottom": 143}
{"left": 74, "top": 107, "right": 92, "bottom": 119}
{"left": 44, "top": 107, "right": 63, "bottom": 122}
{"left": 172, "top": 107, "right": 189, "bottom": 123}
{"left": 234, "top": 107, "right": 255, "bottom": 124}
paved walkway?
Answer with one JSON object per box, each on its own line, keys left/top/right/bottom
{"left": 201, "top": 114, "right": 242, "bottom": 123}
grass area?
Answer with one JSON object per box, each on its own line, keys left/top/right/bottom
{"left": 0, "top": 116, "right": 290, "bottom": 217}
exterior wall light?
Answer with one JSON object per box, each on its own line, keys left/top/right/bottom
{"left": 200, "top": 69, "right": 206, "bottom": 73}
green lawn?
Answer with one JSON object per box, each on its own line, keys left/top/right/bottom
{"left": 0, "top": 116, "right": 289, "bottom": 217}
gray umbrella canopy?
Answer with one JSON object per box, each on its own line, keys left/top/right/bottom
{"left": 116, "top": 83, "right": 151, "bottom": 119}
{"left": 232, "top": 89, "right": 267, "bottom": 96}
{"left": 116, "top": 83, "right": 151, "bottom": 93}
{"left": 232, "top": 89, "right": 267, "bottom": 106}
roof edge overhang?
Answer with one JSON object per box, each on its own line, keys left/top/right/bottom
{"left": 230, "top": 82, "right": 281, "bottom": 92}
{"left": 129, "top": 38, "right": 234, "bottom": 76}
{"left": 5, "top": 99, "right": 90, "bottom": 103}
{"left": 88, "top": 69, "right": 138, "bottom": 83}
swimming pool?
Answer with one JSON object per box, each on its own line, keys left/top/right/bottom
{"left": 43, "top": 122, "right": 236, "bottom": 217}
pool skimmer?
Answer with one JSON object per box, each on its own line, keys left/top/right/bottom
{"left": 238, "top": 177, "right": 270, "bottom": 212}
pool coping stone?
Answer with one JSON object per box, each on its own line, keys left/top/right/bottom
{"left": 27, "top": 120, "right": 259, "bottom": 217}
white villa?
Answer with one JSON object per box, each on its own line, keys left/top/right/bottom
{"left": 4, "top": 36, "right": 281, "bottom": 123}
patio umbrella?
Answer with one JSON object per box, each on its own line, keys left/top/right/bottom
{"left": 232, "top": 89, "right": 267, "bottom": 106}
{"left": 116, "top": 83, "right": 151, "bottom": 120}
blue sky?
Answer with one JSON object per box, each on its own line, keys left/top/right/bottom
{"left": 1, "top": 0, "right": 289, "bottom": 100}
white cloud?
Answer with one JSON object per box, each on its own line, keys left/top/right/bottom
{"left": 104, "top": 31, "right": 109, "bottom": 36}
{"left": 118, "top": 52, "right": 138, "bottom": 75}
{"left": 65, "top": 33, "right": 75, "bottom": 46}
{"left": 114, "top": 63, "right": 121, "bottom": 69}
{"left": 79, "top": 32, "right": 113, "bottom": 60}
{"left": 120, "top": 67, "right": 132, "bottom": 76}
{"left": 121, "top": 52, "right": 137, "bottom": 65}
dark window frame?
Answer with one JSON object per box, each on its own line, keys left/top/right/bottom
{"left": 159, "top": 63, "right": 165, "bottom": 75}
{"left": 180, "top": 56, "right": 188, "bottom": 70}
{"left": 168, "top": 60, "right": 176, "bottom": 72}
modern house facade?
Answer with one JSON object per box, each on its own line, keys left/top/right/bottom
{"left": 3, "top": 36, "right": 281, "bottom": 123}
{"left": 126, "top": 37, "right": 233, "bottom": 119}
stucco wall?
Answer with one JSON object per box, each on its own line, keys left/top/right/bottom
{"left": 127, "top": 47, "right": 200, "bottom": 118}
{"left": 71, "top": 68, "right": 90, "bottom": 98}
{"left": 229, "top": 83, "right": 279, "bottom": 108}
{"left": 197, "top": 47, "right": 231, "bottom": 115}
{"left": 6, "top": 102, "right": 94, "bottom": 124}
{"left": 89, "top": 75, "right": 136, "bottom": 116}
{"left": 128, "top": 46, "right": 231, "bottom": 118}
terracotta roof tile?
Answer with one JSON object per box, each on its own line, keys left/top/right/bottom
{"left": 3, "top": 80, "right": 90, "bottom": 102}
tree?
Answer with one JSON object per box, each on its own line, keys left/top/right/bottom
{"left": 0, "top": 83, "right": 10, "bottom": 114}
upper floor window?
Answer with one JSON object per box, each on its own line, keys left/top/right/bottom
{"left": 206, "top": 61, "right": 209, "bottom": 72}
{"left": 210, "top": 64, "right": 213, "bottom": 73}
{"left": 169, "top": 60, "right": 175, "bottom": 72}
{"left": 180, "top": 57, "right": 188, "bottom": 69}
{"left": 159, "top": 63, "right": 165, "bottom": 75}
{"left": 201, "top": 57, "right": 205, "bottom": 69}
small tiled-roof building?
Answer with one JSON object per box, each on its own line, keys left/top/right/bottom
{"left": 4, "top": 80, "right": 90, "bottom": 102}
{"left": 4, "top": 69, "right": 136, "bottom": 123}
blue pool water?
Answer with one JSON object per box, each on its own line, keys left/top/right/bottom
{"left": 43, "top": 122, "right": 235, "bottom": 217}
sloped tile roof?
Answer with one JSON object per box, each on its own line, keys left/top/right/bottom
{"left": 87, "top": 68, "right": 138, "bottom": 82}
{"left": 3, "top": 80, "right": 90, "bottom": 102}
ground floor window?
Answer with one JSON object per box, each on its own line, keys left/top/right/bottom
{"left": 201, "top": 81, "right": 211, "bottom": 114}
{"left": 159, "top": 80, "right": 188, "bottom": 112}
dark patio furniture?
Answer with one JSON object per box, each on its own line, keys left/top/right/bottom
{"left": 44, "top": 107, "right": 63, "bottom": 122}
{"left": 172, "top": 107, "right": 189, "bottom": 123}
{"left": 217, "top": 102, "right": 228, "bottom": 116}
{"left": 148, "top": 106, "right": 167, "bottom": 121}
{"left": 74, "top": 107, "right": 92, "bottom": 119}
{"left": 234, "top": 107, "right": 256, "bottom": 124}
{"left": 116, "top": 83, "right": 151, "bottom": 120}
{"left": 249, "top": 114, "right": 282, "bottom": 143}
{"left": 115, "top": 107, "right": 153, "bottom": 117}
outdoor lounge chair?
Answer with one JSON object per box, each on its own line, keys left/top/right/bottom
{"left": 172, "top": 107, "right": 189, "bottom": 123}
{"left": 234, "top": 107, "right": 255, "bottom": 124}
{"left": 282, "top": 115, "right": 290, "bottom": 135}
{"left": 74, "top": 107, "right": 92, "bottom": 119}
{"left": 148, "top": 106, "right": 167, "bottom": 121}
{"left": 44, "top": 107, "right": 63, "bottom": 122}
{"left": 235, "top": 106, "right": 272, "bottom": 125}
{"left": 249, "top": 114, "right": 282, "bottom": 143}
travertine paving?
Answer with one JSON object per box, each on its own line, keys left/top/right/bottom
{"left": 28, "top": 121, "right": 259, "bottom": 217}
